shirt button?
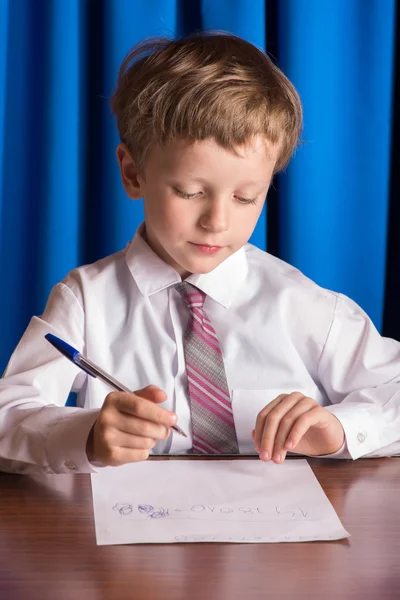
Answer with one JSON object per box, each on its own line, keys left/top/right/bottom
{"left": 357, "top": 432, "right": 366, "bottom": 443}
{"left": 64, "top": 460, "right": 77, "bottom": 471}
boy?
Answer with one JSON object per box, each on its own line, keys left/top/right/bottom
{"left": 1, "top": 33, "right": 400, "bottom": 474}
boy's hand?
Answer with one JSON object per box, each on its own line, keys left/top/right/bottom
{"left": 252, "top": 392, "right": 345, "bottom": 463}
{"left": 86, "top": 385, "right": 177, "bottom": 466}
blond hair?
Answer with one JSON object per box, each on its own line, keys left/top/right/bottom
{"left": 111, "top": 32, "right": 302, "bottom": 173}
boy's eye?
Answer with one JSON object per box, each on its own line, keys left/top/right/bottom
{"left": 173, "top": 187, "right": 199, "bottom": 199}
{"left": 173, "top": 187, "right": 257, "bottom": 205}
{"left": 235, "top": 196, "right": 258, "bottom": 205}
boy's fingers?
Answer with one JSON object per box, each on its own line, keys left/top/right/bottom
{"left": 255, "top": 392, "right": 305, "bottom": 458}
{"left": 254, "top": 394, "right": 287, "bottom": 451}
{"left": 134, "top": 384, "right": 167, "bottom": 403}
{"left": 258, "top": 420, "right": 277, "bottom": 461}
{"left": 117, "top": 415, "right": 171, "bottom": 440}
{"left": 271, "top": 449, "right": 288, "bottom": 464}
{"left": 284, "top": 406, "right": 326, "bottom": 450}
{"left": 103, "top": 431, "right": 157, "bottom": 451}
{"left": 105, "top": 447, "right": 151, "bottom": 467}
{"left": 271, "top": 397, "right": 315, "bottom": 458}
{"left": 110, "top": 392, "right": 177, "bottom": 428}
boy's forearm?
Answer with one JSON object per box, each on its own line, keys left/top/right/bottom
{"left": 0, "top": 402, "right": 100, "bottom": 474}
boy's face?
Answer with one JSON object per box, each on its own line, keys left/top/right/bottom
{"left": 117, "top": 136, "right": 278, "bottom": 279}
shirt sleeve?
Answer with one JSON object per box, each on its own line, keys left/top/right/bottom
{"left": 0, "top": 281, "right": 100, "bottom": 474}
{"left": 319, "top": 293, "right": 400, "bottom": 459}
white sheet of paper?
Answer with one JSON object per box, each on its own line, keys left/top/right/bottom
{"left": 90, "top": 459, "right": 350, "bottom": 545}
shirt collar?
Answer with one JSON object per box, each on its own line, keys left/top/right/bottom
{"left": 186, "top": 247, "right": 248, "bottom": 308}
{"left": 125, "top": 223, "right": 248, "bottom": 308}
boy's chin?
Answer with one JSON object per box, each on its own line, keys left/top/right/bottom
{"left": 182, "top": 258, "right": 224, "bottom": 276}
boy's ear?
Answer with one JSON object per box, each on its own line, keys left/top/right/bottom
{"left": 116, "top": 143, "right": 143, "bottom": 200}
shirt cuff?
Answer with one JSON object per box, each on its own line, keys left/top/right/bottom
{"left": 324, "top": 402, "right": 381, "bottom": 459}
{"left": 45, "top": 408, "right": 100, "bottom": 473}
{"left": 315, "top": 439, "right": 352, "bottom": 459}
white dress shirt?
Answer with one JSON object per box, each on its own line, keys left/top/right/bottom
{"left": 1, "top": 225, "right": 400, "bottom": 474}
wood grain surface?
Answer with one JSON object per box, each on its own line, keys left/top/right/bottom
{"left": 1, "top": 457, "right": 399, "bottom": 600}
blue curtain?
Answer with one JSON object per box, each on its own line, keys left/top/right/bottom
{"left": 0, "top": 0, "right": 396, "bottom": 373}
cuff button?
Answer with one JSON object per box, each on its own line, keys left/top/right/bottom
{"left": 357, "top": 432, "right": 366, "bottom": 443}
{"left": 65, "top": 460, "right": 77, "bottom": 471}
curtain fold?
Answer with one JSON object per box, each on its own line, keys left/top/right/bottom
{"left": 0, "top": 0, "right": 397, "bottom": 372}
{"left": 279, "top": 0, "right": 395, "bottom": 329}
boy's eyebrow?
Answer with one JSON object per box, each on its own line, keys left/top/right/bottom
{"left": 236, "top": 181, "right": 271, "bottom": 187}
{"left": 170, "top": 176, "right": 270, "bottom": 187}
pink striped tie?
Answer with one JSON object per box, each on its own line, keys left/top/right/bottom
{"left": 175, "top": 282, "right": 239, "bottom": 454}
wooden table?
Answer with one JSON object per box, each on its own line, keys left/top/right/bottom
{"left": 1, "top": 457, "right": 400, "bottom": 600}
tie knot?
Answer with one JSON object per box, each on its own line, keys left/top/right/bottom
{"left": 175, "top": 282, "right": 206, "bottom": 310}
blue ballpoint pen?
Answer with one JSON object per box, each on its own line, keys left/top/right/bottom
{"left": 45, "top": 333, "right": 187, "bottom": 438}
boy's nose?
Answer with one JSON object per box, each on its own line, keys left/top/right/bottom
{"left": 200, "top": 200, "right": 229, "bottom": 233}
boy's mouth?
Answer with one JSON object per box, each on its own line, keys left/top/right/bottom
{"left": 190, "top": 243, "right": 223, "bottom": 254}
